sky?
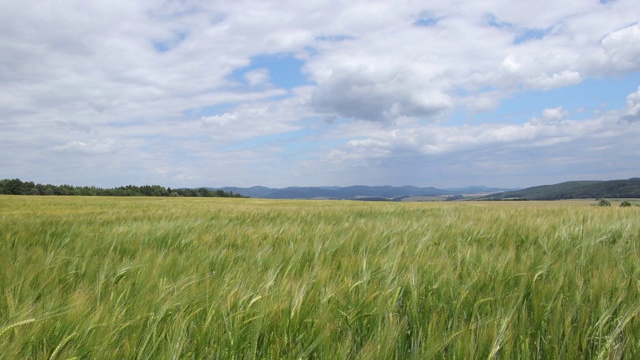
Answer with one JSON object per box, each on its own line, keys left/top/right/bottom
{"left": 1, "top": 0, "right": 640, "bottom": 189}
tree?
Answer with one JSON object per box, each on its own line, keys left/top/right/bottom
{"left": 2, "top": 178, "right": 24, "bottom": 195}
{"left": 0, "top": 179, "right": 246, "bottom": 198}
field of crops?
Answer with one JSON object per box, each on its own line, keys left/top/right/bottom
{"left": 1, "top": 196, "right": 639, "bottom": 359}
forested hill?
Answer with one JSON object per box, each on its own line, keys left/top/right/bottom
{"left": 483, "top": 178, "right": 640, "bottom": 200}
{"left": 0, "top": 179, "right": 244, "bottom": 197}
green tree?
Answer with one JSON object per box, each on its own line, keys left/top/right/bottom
{"left": 2, "top": 178, "right": 25, "bottom": 195}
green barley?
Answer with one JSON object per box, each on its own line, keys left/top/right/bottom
{"left": 0, "top": 196, "right": 639, "bottom": 358}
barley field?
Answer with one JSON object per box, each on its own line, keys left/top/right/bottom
{"left": 1, "top": 196, "right": 639, "bottom": 359}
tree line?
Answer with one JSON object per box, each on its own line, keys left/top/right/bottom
{"left": 0, "top": 179, "right": 245, "bottom": 198}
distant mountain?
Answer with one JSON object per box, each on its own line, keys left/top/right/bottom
{"left": 444, "top": 185, "right": 516, "bottom": 194}
{"left": 217, "top": 185, "right": 514, "bottom": 200}
{"left": 218, "top": 186, "right": 275, "bottom": 198}
{"left": 483, "top": 178, "right": 640, "bottom": 200}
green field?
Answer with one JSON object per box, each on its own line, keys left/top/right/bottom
{"left": 1, "top": 196, "right": 640, "bottom": 359}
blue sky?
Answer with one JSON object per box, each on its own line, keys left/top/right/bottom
{"left": 1, "top": 0, "right": 640, "bottom": 188}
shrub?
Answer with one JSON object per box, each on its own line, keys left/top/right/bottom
{"left": 620, "top": 201, "right": 632, "bottom": 207}
{"left": 597, "top": 198, "right": 611, "bottom": 207}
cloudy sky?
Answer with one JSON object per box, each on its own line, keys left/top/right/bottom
{"left": 2, "top": 0, "right": 639, "bottom": 188}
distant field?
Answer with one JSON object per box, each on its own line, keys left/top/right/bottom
{"left": 1, "top": 196, "right": 639, "bottom": 358}
{"left": 399, "top": 195, "right": 451, "bottom": 201}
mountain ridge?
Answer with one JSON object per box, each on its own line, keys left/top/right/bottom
{"left": 216, "top": 178, "right": 640, "bottom": 200}
{"left": 215, "top": 185, "right": 514, "bottom": 200}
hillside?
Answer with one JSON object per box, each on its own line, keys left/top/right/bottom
{"left": 483, "top": 178, "right": 640, "bottom": 200}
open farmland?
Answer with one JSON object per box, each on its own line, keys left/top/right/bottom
{"left": 1, "top": 196, "right": 640, "bottom": 358}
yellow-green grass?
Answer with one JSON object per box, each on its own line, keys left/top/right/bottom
{"left": 1, "top": 196, "right": 639, "bottom": 359}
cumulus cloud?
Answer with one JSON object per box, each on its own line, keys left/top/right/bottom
{"left": 530, "top": 106, "right": 570, "bottom": 124}
{"left": 310, "top": 65, "right": 453, "bottom": 122}
{"left": 622, "top": 86, "right": 640, "bottom": 122}
{"left": 320, "top": 86, "right": 639, "bottom": 167}
{"left": 527, "top": 71, "right": 582, "bottom": 90}
{"left": 541, "top": 106, "right": 569, "bottom": 121}
{"left": 601, "top": 23, "right": 640, "bottom": 72}
{"left": 2, "top": 0, "right": 640, "bottom": 187}
{"left": 244, "top": 68, "right": 271, "bottom": 87}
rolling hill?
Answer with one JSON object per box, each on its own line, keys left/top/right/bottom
{"left": 483, "top": 178, "right": 640, "bottom": 200}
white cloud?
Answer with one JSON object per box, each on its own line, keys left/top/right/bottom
{"left": 501, "top": 55, "right": 521, "bottom": 73}
{"left": 530, "top": 106, "right": 570, "bottom": 124}
{"left": 201, "top": 113, "right": 238, "bottom": 127}
{"left": 526, "top": 71, "right": 582, "bottom": 90}
{"left": 541, "top": 106, "right": 569, "bottom": 121}
{"left": 310, "top": 65, "right": 453, "bottom": 122}
{"left": 601, "top": 24, "right": 640, "bottom": 72}
{"left": 319, "top": 91, "right": 637, "bottom": 170}
{"left": 244, "top": 68, "right": 271, "bottom": 87}
{"left": 51, "top": 139, "right": 121, "bottom": 155}
{"left": 1, "top": 0, "right": 640, "bottom": 187}
{"left": 623, "top": 86, "right": 640, "bottom": 122}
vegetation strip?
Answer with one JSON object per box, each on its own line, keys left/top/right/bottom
{"left": 1, "top": 196, "right": 639, "bottom": 358}
{"left": 0, "top": 179, "right": 243, "bottom": 197}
